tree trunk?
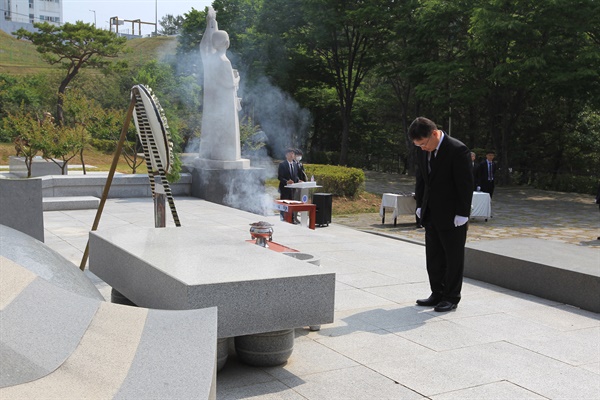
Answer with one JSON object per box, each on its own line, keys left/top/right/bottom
{"left": 339, "top": 109, "right": 350, "bottom": 166}
{"left": 56, "top": 66, "right": 79, "bottom": 126}
{"left": 80, "top": 148, "right": 87, "bottom": 175}
{"left": 57, "top": 86, "right": 66, "bottom": 126}
{"left": 26, "top": 157, "right": 32, "bottom": 178}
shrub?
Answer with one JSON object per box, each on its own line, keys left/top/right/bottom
{"left": 304, "top": 164, "right": 365, "bottom": 198}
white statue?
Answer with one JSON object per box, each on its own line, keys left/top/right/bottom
{"left": 199, "top": 7, "right": 243, "bottom": 162}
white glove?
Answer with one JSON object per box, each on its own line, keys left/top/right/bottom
{"left": 454, "top": 215, "right": 469, "bottom": 227}
{"left": 416, "top": 208, "right": 421, "bottom": 219}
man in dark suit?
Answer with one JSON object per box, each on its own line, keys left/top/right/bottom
{"left": 278, "top": 148, "right": 299, "bottom": 219}
{"left": 294, "top": 148, "right": 309, "bottom": 183}
{"left": 476, "top": 150, "right": 498, "bottom": 198}
{"left": 409, "top": 117, "right": 473, "bottom": 312}
{"left": 470, "top": 152, "right": 478, "bottom": 190}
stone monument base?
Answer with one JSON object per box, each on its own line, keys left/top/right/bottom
{"left": 184, "top": 157, "right": 267, "bottom": 214}
{"left": 194, "top": 157, "right": 251, "bottom": 170}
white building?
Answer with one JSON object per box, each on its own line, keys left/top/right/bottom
{"left": 2, "top": 0, "right": 62, "bottom": 25}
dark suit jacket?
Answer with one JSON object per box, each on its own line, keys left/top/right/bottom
{"left": 475, "top": 160, "right": 498, "bottom": 187}
{"left": 278, "top": 160, "right": 299, "bottom": 199}
{"left": 296, "top": 161, "right": 308, "bottom": 182}
{"left": 415, "top": 133, "right": 474, "bottom": 230}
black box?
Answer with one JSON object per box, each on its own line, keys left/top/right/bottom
{"left": 313, "top": 193, "right": 332, "bottom": 226}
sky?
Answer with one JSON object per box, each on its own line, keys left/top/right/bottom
{"left": 62, "top": 0, "right": 213, "bottom": 35}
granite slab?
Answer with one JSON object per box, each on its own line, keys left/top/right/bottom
{"left": 89, "top": 226, "right": 336, "bottom": 338}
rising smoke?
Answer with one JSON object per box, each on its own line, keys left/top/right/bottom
{"left": 239, "top": 76, "right": 312, "bottom": 159}
{"left": 220, "top": 76, "right": 312, "bottom": 215}
{"left": 168, "top": 22, "right": 312, "bottom": 216}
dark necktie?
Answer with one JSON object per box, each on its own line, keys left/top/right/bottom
{"left": 428, "top": 151, "right": 436, "bottom": 173}
{"left": 488, "top": 162, "right": 493, "bottom": 181}
{"left": 289, "top": 162, "right": 294, "bottom": 177}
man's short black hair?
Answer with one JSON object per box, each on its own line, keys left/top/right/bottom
{"left": 285, "top": 147, "right": 295, "bottom": 154}
{"left": 407, "top": 117, "right": 438, "bottom": 140}
{"left": 294, "top": 148, "right": 303, "bottom": 155}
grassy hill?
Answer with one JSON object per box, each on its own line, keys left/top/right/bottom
{"left": 0, "top": 29, "right": 178, "bottom": 75}
{"left": 0, "top": 30, "right": 52, "bottom": 75}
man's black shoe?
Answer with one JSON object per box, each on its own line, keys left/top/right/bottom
{"left": 434, "top": 301, "right": 458, "bottom": 312}
{"left": 416, "top": 295, "right": 441, "bottom": 307}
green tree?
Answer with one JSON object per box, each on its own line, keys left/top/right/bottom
{"left": 0, "top": 74, "right": 55, "bottom": 125}
{"left": 42, "top": 124, "right": 90, "bottom": 175}
{"left": 159, "top": 14, "right": 185, "bottom": 35}
{"left": 2, "top": 108, "right": 50, "bottom": 177}
{"left": 378, "top": 0, "right": 476, "bottom": 174}
{"left": 178, "top": 8, "right": 208, "bottom": 54}
{"left": 14, "top": 21, "right": 128, "bottom": 125}
{"left": 468, "top": 0, "right": 600, "bottom": 182}
{"left": 265, "top": 0, "right": 397, "bottom": 165}
{"left": 61, "top": 89, "right": 104, "bottom": 174}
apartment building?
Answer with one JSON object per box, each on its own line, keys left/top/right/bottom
{"left": 2, "top": 0, "right": 62, "bottom": 25}
{"left": 1, "top": 0, "right": 62, "bottom": 34}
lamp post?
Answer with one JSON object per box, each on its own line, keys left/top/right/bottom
{"left": 89, "top": 10, "right": 96, "bottom": 28}
{"left": 155, "top": 0, "right": 158, "bottom": 35}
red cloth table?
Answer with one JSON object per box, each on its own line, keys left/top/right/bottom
{"left": 274, "top": 200, "right": 317, "bottom": 230}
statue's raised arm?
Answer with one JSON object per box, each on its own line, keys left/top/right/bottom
{"left": 200, "top": 7, "right": 218, "bottom": 55}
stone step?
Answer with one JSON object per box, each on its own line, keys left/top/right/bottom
{"left": 43, "top": 196, "right": 100, "bottom": 211}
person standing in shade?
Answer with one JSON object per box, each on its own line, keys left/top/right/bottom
{"left": 476, "top": 150, "right": 498, "bottom": 198}
{"left": 470, "top": 152, "right": 478, "bottom": 190}
{"left": 409, "top": 117, "right": 473, "bottom": 312}
{"left": 294, "top": 149, "right": 309, "bottom": 183}
{"left": 277, "top": 148, "right": 299, "bottom": 219}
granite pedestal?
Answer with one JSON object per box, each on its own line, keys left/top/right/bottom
{"left": 465, "top": 238, "right": 600, "bottom": 312}
{"left": 186, "top": 164, "right": 267, "bottom": 214}
{"left": 89, "top": 226, "right": 335, "bottom": 367}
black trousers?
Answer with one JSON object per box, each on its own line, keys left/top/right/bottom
{"left": 424, "top": 222, "right": 468, "bottom": 304}
{"left": 480, "top": 180, "right": 495, "bottom": 198}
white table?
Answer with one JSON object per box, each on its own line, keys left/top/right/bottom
{"left": 379, "top": 193, "right": 417, "bottom": 226}
{"left": 471, "top": 191, "right": 492, "bottom": 221}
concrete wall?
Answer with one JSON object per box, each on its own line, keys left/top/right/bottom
{"left": 40, "top": 173, "right": 192, "bottom": 198}
{"left": 10, "top": 157, "right": 64, "bottom": 178}
{"left": 0, "top": 19, "right": 35, "bottom": 36}
{"left": 0, "top": 178, "right": 44, "bottom": 242}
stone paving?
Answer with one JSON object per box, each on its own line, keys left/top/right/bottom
{"left": 38, "top": 195, "right": 599, "bottom": 400}
{"left": 335, "top": 171, "right": 600, "bottom": 248}
{"left": 4, "top": 169, "right": 598, "bottom": 399}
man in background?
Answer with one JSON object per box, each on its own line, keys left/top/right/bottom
{"left": 409, "top": 117, "right": 473, "bottom": 312}
{"left": 476, "top": 150, "right": 498, "bottom": 197}
{"left": 294, "top": 149, "right": 309, "bottom": 182}
{"left": 470, "top": 152, "right": 478, "bottom": 190}
{"left": 277, "top": 148, "right": 299, "bottom": 220}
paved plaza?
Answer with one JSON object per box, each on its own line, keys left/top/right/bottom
{"left": 38, "top": 180, "right": 600, "bottom": 400}
{"left": 337, "top": 171, "right": 600, "bottom": 248}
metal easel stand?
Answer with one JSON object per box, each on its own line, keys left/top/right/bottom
{"left": 79, "top": 97, "right": 136, "bottom": 271}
